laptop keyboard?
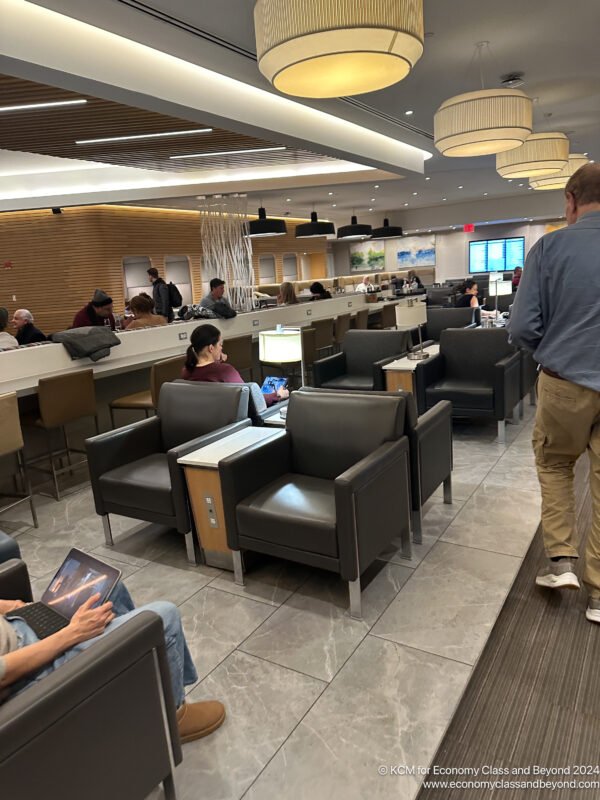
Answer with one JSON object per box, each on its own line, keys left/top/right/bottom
{"left": 12, "top": 603, "right": 69, "bottom": 639}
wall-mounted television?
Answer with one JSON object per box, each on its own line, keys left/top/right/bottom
{"left": 469, "top": 237, "right": 525, "bottom": 274}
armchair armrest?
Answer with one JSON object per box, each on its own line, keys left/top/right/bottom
{"left": 219, "top": 431, "right": 291, "bottom": 548}
{"left": 0, "top": 559, "right": 33, "bottom": 602}
{"left": 86, "top": 417, "right": 163, "bottom": 515}
{"left": 167, "top": 419, "right": 251, "bottom": 534}
{"left": 410, "top": 401, "right": 453, "bottom": 507}
{"left": 256, "top": 399, "right": 289, "bottom": 425}
{"left": 0, "top": 611, "right": 181, "bottom": 770}
{"left": 313, "top": 352, "right": 346, "bottom": 387}
{"left": 494, "top": 350, "right": 521, "bottom": 419}
{"left": 335, "top": 437, "right": 411, "bottom": 581}
{"left": 414, "top": 353, "right": 445, "bottom": 415}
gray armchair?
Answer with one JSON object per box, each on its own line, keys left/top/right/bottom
{"left": 313, "top": 330, "right": 411, "bottom": 391}
{"left": 414, "top": 306, "right": 480, "bottom": 349}
{"left": 0, "top": 559, "right": 181, "bottom": 800}
{"left": 86, "top": 382, "right": 251, "bottom": 563}
{"left": 219, "top": 391, "right": 412, "bottom": 620}
{"left": 173, "top": 379, "right": 288, "bottom": 426}
{"left": 415, "top": 328, "right": 521, "bottom": 443}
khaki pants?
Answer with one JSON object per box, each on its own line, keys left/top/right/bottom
{"left": 533, "top": 371, "right": 600, "bottom": 598}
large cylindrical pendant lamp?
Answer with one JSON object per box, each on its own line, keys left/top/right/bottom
{"left": 496, "top": 132, "right": 569, "bottom": 178}
{"left": 529, "top": 154, "right": 590, "bottom": 190}
{"left": 254, "top": 0, "right": 424, "bottom": 99}
{"left": 434, "top": 89, "right": 533, "bottom": 157}
{"left": 337, "top": 215, "right": 372, "bottom": 240}
{"left": 246, "top": 207, "right": 287, "bottom": 237}
{"left": 295, "top": 212, "right": 335, "bottom": 238}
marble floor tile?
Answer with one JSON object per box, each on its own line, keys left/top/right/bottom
{"left": 371, "top": 541, "right": 521, "bottom": 665}
{"left": 177, "top": 587, "right": 276, "bottom": 683}
{"left": 14, "top": 530, "right": 90, "bottom": 578}
{"left": 244, "top": 635, "right": 471, "bottom": 800}
{"left": 481, "top": 463, "right": 541, "bottom": 493}
{"left": 380, "top": 529, "right": 439, "bottom": 569}
{"left": 124, "top": 561, "right": 221, "bottom": 607}
{"left": 208, "top": 557, "right": 311, "bottom": 607}
{"left": 169, "top": 651, "right": 325, "bottom": 800}
{"left": 240, "top": 561, "right": 412, "bottom": 682}
{"left": 441, "top": 485, "right": 541, "bottom": 557}
{"left": 94, "top": 520, "right": 191, "bottom": 567}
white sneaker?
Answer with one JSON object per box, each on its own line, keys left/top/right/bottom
{"left": 535, "top": 558, "right": 580, "bottom": 590}
{"left": 586, "top": 599, "right": 600, "bottom": 623}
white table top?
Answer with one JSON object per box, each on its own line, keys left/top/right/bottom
{"left": 382, "top": 343, "right": 440, "bottom": 373}
{"left": 263, "top": 411, "right": 286, "bottom": 427}
{"left": 178, "top": 426, "right": 281, "bottom": 468}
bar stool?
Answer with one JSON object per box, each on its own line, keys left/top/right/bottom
{"left": 312, "top": 317, "right": 335, "bottom": 357}
{"left": 223, "top": 335, "right": 254, "bottom": 381}
{"left": 109, "top": 354, "right": 184, "bottom": 428}
{"left": 25, "top": 369, "right": 98, "bottom": 500}
{"left": 0, "top": 392, "right": 38, "bottom": 527}
{"left": 353, "top": 308, "right": 369, "bottom": 330}
{"left": 372, "top": 304, "right": 397, "bottom": 330}
{"left": 334, "top": 313, "right": 351, "bottom": 352}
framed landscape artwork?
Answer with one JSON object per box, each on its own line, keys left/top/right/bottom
{"left": 394, "top": 235, "right": 436, "bottom": 267}
{"left": 349, "top": 240, "right": 385, "bottom": 271}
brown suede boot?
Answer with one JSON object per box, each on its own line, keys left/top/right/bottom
{"left": 176, "top": 701, "right": 226, "bottom": 743}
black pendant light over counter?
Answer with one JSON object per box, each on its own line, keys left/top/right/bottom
{"left": 295, "top": 211, "right": 335, "bottom": 238}
{"left": 336, "top": 215, "right": 372, "bottom": 240}
{"left": 371, "top": 218, "right": 403, "bottom": 239}
{"left": 246, "top": 207, "right": 287, "bottom": 238}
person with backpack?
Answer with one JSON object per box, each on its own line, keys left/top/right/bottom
{"left": 147, "top": 267, "right": 181, "bottom": 322}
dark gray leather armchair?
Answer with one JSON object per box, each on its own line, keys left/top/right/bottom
{"left": 0, "top": 559, "right": 181, "bottom": 800}
{"left": 219, "top": 391, "right": 412, "bottom": 619}
{"left": 86, "top": 382, "right": 251, "bottom": 563}
{"left": 415, "top": 328, "right": 521, "bottom": 443}
{"left": 296, "top": 388, "right": 453, "bottom": 542}
{"left": 0, "top": 531, "right": 20, "bottom": 564}
{"left": 415, "top": 307, "right": 480, "bottom": 347}
{"left": 313, "top": 330, "right": 411, "bottom": 391}
{"left": 173, "top": 379, "right": 287, "bottom": 426}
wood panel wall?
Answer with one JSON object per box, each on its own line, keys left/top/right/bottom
{"left": 0, "top": 205, "right": 327, "bottom": 334}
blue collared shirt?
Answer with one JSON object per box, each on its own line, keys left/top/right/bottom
{"left": 509, "top": 210, "right": 600, "bottom": 391}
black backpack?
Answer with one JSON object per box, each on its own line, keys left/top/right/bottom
{"left": 167, "top": 282, "right": 183, "bottom": 308}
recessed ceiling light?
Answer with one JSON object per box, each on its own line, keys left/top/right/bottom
{"left": 370, "top": 198, "right": 376, "bottom": 202}
{"left": 404, "top": 202, "right": 409, "bottom": 206}
{"left": 374, "top": 184, "right": 380, "bottom": 188}
{"left": 425, "top": 176, "right": 431, "bottom": 181}
{"left": 369, "top": 208, "right": 374, "bottom": 211}
{"left": 0, "top": 98, "right": 88, "bottom": 113}
{"left": 519, "top": 183, "right": 524, "bottom": 187}
{"left": 442, "top": 197, "right": 447, "bottom": 201}
{"left": 584, "top": 152, "right": 589, "bottom": 156}
{"left": 170, "top": 146, "right": 286, "bottom": 160}
{"left": 484, "top": 192, "right": 488, "bottom": 196}
{"left": 76, "top": 128, "right": 212, "bottom": 145}
{"left": 507, "top": 179, "right": 513, "bottom": 183}
{"left": 458, "top": 185, "right": 464, "bottom": 189}
{"left": 412, "top": 192, "right": 418, "bottom": 196}
{"left": 286, "top": 198, "right": 291, "bottom": 202}
{"left": 416, "top": 228, "right": 420, "bottom": 232}
{"left": 405, "top": 110, "right": 414, "bottom": 116}
{"left": 428, "top": 229, "right": 432, "bottom": 232}
{"left": 328, "top": 191, "right": 334, "bottom": 195}
{"left": 332, "top": 203, "right": 337, "bottom": 207}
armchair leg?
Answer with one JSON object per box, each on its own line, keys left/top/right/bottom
{"left": 529, "top": 387, "right": 537, "bottom": 406}
{"left": 102, "top": 514, "right": 114, "bottom": 546}
{"left": 443, "top": 474, "right": 453, "bottom": 505}
{"left": 519, "top": 399, "right": 524, "bottom": 420}
{"left": 512, "top": 405, "right": 520, "bottom": 425}
{"left": 163, "top": 774, "right": 178, "bottom": 800}
{"left": 232, "top": 550, "right": 245, "bottom": 587}
{"left": 184, "top": 531, "right": 201, "bottom": 566}
{"left": 411, "top": 508, "right": 423, "bottom": 545}
{"left": 497, "top": 420, "right": 506, "bottom": 444}
{"left": 348, "top": 577, "right": 362, "bottom": 620}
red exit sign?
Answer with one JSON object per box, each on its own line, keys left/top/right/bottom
{"left": 463, "top": 224, "right": 475, "bottom": 233}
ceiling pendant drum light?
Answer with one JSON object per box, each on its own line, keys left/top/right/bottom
{"left": 253, "top": 0, "right": 424, "bottom": 99}
{"left": 496, "top": 132, "right": 569, "bottom": 178}
{"left": 337, "top": 215, "right": 372, "bottom": 240}
{"left": 296, "top": 212, "right": 335, "bottom": 238}
{"left": 434, "top": 88, "right": 533, "bottom": 157}
{"left": 246, "top": 207, "right": 287, "bottom": 237}
{"left": 371, "top": 218, "right": 403, "bottom": 239}
{"left": 529, "top": 154, "right": 590, "bottom": 190}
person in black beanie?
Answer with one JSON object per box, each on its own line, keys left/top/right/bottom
{"left": 72, "top": 289, "right": 116, "bottom": 329}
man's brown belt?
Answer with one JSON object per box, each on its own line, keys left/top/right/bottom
{"left": 542, "top": 367, "right": 565, "bottom": 381}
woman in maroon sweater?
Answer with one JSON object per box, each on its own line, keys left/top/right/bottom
{"left": 181, "top": 324, "right": 288, "bottom": 407}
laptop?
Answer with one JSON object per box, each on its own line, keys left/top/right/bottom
{"left": 261, "top": 376, "right": 288, "bottom": 395}
{"left": 8, "top": 549, "right": 121, "bottom": 639}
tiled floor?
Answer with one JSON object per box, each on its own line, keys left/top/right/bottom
{"left": 3, "top": 404, "right": 540, "bottom": 800}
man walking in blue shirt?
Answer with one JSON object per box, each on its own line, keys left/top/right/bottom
{"left": 510, "top": 164, "right": 600, "bottom": 623}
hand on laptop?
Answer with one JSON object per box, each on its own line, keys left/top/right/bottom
{"left": 0, "top": 599, "right": 27, "bottom": 615}
{"left": 65, "top": 594, "right": 115, "bottom": 644}
{"left": 277, "top": 387, "right": 289, "bottom": 399}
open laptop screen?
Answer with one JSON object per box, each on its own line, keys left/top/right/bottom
{"left": 41, "top": 549, "right": 121, "bottom": 619}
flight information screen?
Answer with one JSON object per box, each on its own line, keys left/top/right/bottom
{"left": 469, "top": 237, "right": 525, "bottom": 273}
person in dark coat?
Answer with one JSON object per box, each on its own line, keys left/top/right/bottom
{"left": 72, "top": 289, "right": 115, "bottom": 329}
{"left": 12, "top": 309, "right": 46, "bottom": 344}
{"left": 147, "top": 267, "right": 173, "bottom": 322}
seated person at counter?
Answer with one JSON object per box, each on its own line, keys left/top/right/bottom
{"left": 125, "top": 294, "right": 168, "bottom": 330}
{"left": 277, "top": 281, "right": 299, "bottom": 306}
{"left": 0, "top": 582, "right": 225, "bottom": 743}
{"left": 309, "top": 281, "right": 332, "bottom": 300}
{"left": 456, "top": 280, "right": 480, "bottom": 309}
{"left": 182, "top": 324, "right": 289, "bottom": 406}
{"left": 407, "top": 271, "right": 424, "bottom": 289}
{"left": 356, "top": 276, "right": 373, "bottom": 293}
{"left": 199, "top": 278, "right": 233, "bottom": 313}
{"left": 72, "top": 289, "right": 116, "bottom": 330}
{"left": 512, "top": 267, "right": 523, "bottom": 290}
{"left": 12, "top": 309, "right": 46, "bottom": 345}
{"left": 0, "top": 307, "right": 18, "bottom": 350}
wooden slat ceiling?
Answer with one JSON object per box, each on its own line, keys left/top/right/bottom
{"left": 0, "top": 74, "right": 338, "bottom": 172}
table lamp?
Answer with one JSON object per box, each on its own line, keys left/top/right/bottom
{"left": 259, "top": 327, "right": 305, "bottom": 385}
{"left": 395, "top": 299, "right": 429, "bottom": 361}
{"left": 488, "top": 279, "right": 513, "bottom": 315}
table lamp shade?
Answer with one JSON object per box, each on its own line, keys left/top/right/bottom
{"left": 395, "top": 300, "right": 427, "bottom": 328}
{"left": 488, "top": 280, "right": 513, "bottom": 297}
{"left": 259, "top": 328, "right": 303, "bottom": 363}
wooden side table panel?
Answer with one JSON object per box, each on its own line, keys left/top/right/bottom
{"left": 185, "top": 466, "right": 232, "bottom": 564}
{"left": 386, "top": 371, "right": 415, "bottom": 394}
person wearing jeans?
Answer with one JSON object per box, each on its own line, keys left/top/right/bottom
{"left": 0, "top": 583, "right": 225, "bottom": 742}
{"left": 509, "top": 163, "right": 600, "bottom": 622}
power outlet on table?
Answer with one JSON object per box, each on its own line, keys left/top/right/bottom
{"left": 178, "top": 332, "right": 188, "bottom": 341}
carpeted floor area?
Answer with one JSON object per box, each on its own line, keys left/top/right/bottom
{"left": 418, "top": 455, "right": 600, "bottom": 800}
